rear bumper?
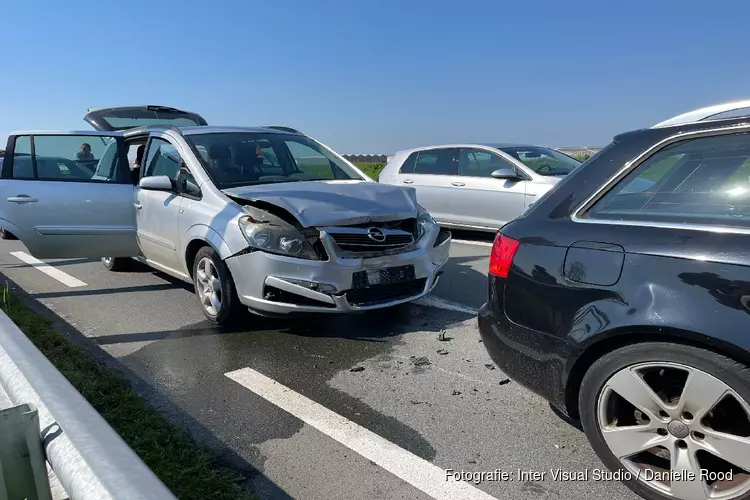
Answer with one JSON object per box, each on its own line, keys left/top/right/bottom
{"left": 478, "top": 302, "right": 573, "bottom": 414}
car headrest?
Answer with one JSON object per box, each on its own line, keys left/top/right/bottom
{"left": 208, "top": 143, "right": 232, "bottom": 161}
{"left": 234, "top": 143, "right": 259, "bottom": 166}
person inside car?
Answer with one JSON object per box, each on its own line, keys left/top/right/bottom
{"left": 74, "top": 143, "right": 95, "bottom": 162}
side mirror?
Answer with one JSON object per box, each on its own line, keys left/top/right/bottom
{"left": 491, "top": 168, "right": 520, "bottom": 180}
{"left": 181, "top": 177, "right": 201, "bottom": 197}
{"left": 139, "top": 175, "right": 174, "bottom": 191}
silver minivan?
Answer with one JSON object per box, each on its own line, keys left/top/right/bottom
{"left": 0, "top": 106, "right": 451, "bottom": 325}
{"left": 378, "top": 143, "right": 581, "bottom": 232}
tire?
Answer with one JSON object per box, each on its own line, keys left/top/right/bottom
{"left": 101, "top": 257, "right": 131, "bottom": 271}
{"left": 0, "top": 227, "right": 17, "bottom": 240}
{"left": 579, "top": 342, "right": 750, "bottom": 500}
{"left": 192, "top": 246, "right": 244, "bottom": 326}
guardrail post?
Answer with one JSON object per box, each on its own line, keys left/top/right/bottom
{"left": 0, "top": 403, "right": 53, "bottom": 500}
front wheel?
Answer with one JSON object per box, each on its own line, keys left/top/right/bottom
{"left": 579, "top": 342, "right": 750, "bottom": 500}
{"left": 192, "top": 246, "right": 244, "bottom": 326}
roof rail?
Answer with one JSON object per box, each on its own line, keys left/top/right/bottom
{"left": 263, "top": 125, "right": 304, "bottom": 135}
{"left": 651, "top": 99, "right": 750, "bottom": 128}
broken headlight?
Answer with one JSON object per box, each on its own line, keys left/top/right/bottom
{"left": 416, "top": 204, "right": 437, "bottom": 240}
{"left": 238, "top": 207, "right": 319, "bottom": 260}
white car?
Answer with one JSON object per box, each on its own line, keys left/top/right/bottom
{"left": 378, "top": 143, "right": 582, "bottom": 231}
{"left": 0, "top": 105, "right": 452, "bottom": 325}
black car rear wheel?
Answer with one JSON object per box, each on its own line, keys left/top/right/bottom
{"left": 580, "top": 342, "right": 750, "bottom": 500}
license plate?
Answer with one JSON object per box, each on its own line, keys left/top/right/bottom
{"left": 364, "top": 265, "right": 415, "bottom": 286}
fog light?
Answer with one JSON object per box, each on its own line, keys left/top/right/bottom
{"left": 286, "top": 278, "right": 337, "bottom": 293}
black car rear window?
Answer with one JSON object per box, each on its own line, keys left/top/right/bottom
{"left": 586, "top": 133, "right": 750, "bottom": 228}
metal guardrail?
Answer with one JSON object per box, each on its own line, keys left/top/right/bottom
{"left": 0, "top": 309, "right": 176, "bottom": 500}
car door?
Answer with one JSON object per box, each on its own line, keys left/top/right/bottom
{"left": 135, "top": 135, "right": 187, "bottom": 271}
{"left": 0, "top": 132, "right": 138, "bottom": 258}
{"left": 395, "top": 148, "right": 461, "bottom": 224}
{"left": 452, "top": 148, "right": 527, "bottom": 229}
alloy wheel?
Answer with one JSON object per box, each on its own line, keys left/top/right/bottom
{"left": 102, "top": 257, "right": 114, "bottom": 267}
{"left": 598, "top": 361, "right": 750, "bottom": 499}
{"left": 195, "top": 257, "right": 223, "bottom": 316}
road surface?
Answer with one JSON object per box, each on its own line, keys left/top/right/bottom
{"left": 0, "top": 232, "right": 638, "bottom": 500}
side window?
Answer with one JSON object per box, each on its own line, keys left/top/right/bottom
{"left": 399, "top": 152, "right": 418, "bottom": 174}
{"left": 413, "top": 149, "right": 458, "bottom": 175}
{"left": 285, "top": 140, "right": 336, "bottom": 179}
{"left": 11, "top": 136, "right": 33, "bottom": 178}
{"left": 587, "top": 132, "right": 750, "bottom": 228}
{"left": 9, "top": 135, "right": 126, "bottom": 182}
{"left": 144, "top": 138, "right": 182, "bottom": 179}
{"left": 458, "top": 148, "right": 515, "bottom": 177}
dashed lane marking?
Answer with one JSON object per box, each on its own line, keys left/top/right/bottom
{"left": 225, "top": 367, "right": 499, "bottom": 500}
{"left": 414, "top": 296, "right": 478, "bottom": 315}
{"left": 9, "top": 251, "right": 87, "bottom": 288}
{"left": 452, "top": 239, "right": 493, "bottom": 248}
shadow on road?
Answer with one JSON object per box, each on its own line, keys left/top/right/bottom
{"left": 0, "top": 273, "right": 295, "bottom": 500}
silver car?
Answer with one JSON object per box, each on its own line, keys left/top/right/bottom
{"left": 0, "top": 105, "right": 451, "bottom": 325}
{"left": 378, "top": 143, "right": 582, "bottom": 231}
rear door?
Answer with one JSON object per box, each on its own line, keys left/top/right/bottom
{"left": 0, "top": 132, "right": 139, "bottom": 258}
{"left": 396, "top": 148, "right": 461, "bottom": 224}
{"left": 84, "top": 105, "right": 208, "bottom": 131}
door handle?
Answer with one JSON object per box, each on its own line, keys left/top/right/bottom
{"left": 133, "top": 202, "right": 143, "bottom": 210}
{"left": 402, "top": 179, "right": 414, "bottom": 184}
{"left": 451, "top": 181, "right": 465, "bottom": 187}
{"left": 7, "top": 195, "right": 38, "bottom": 203}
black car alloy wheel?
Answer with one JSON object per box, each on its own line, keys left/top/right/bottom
{"left": 580, "top": 342, "right": 750, "bottom": 500}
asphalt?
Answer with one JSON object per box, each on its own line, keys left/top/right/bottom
{"left": 0, "top": 231, "right": 639, "bottom": 500}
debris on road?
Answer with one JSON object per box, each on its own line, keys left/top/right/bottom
{"left": 499, "top": 378, "right": 511, "bottom": 385}
{"left": 436, "top": 349, "right": 449, "bottom": 355}
{"left": 437, "top": 330, "right": 452, "bottom": 341}
{"left": 452, "top": 390, "right": 462, "bottom": 396}
{"left": 350, "top": 366, "right": 365, "bottom": 373}
{"left": 484, "top": 364, "right": 496, "bottom": 370}
{"left": 410, "top": 356, "right": 431, "bottom": 366}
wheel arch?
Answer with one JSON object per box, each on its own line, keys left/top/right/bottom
{"left": 563, "top": 326, "right": 750, "bottom": 419}
{"left": 182, "top": 225, "right": 235, "bottom": 279}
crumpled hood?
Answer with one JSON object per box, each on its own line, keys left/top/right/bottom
{"left": 222, "top": 180, "right": 419, "bottom": 227}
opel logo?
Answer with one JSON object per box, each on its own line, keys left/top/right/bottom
{"left": 367, "top": 227, "right": 387, "bottom": 242}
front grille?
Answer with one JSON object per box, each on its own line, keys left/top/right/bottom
{"left": 344, "top": 278, "right": 427, "bottom": 307}
{"left": 330, "top": 232, "right": 414, "bottom": 252}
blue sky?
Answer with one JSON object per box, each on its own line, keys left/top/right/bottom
{"left": 2, "top": 0, "right": 749, "bottom": 153}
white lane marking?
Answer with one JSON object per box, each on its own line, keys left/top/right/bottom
{"left": 452, "top": 239, "right": 493, "bottom": 248}
{"left": 225, "top": 368, "right": 499, "bottom": 500}
{"left": 414, "top": 296, "right": 478, "bottom": 315}
{"left": 9, "top": 251, "right": 87, "bottom": 288}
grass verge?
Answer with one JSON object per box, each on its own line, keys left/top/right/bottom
{"left": 0, "top": 287, "right": 254, "bottom": 500}
{"left": 353, "top": 162, "right": 386, "bottom": 179}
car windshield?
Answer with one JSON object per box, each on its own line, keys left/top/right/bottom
{"left": 186, "top": 132, "right": 362, "bottom": 189}
{"left": 499, "top": 146, "right": 581, "bottom": 176}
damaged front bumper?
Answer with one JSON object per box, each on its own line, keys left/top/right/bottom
{"left": 224, "top": 225, "right": 452, "bottom": 315}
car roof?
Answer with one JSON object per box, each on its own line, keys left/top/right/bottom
{"left": 391, "top": 142, "right": 551, "bottom": 156}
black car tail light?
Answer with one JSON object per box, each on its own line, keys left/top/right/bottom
{"left": 488, "top": 233, "right": 520, "bottom": 278}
